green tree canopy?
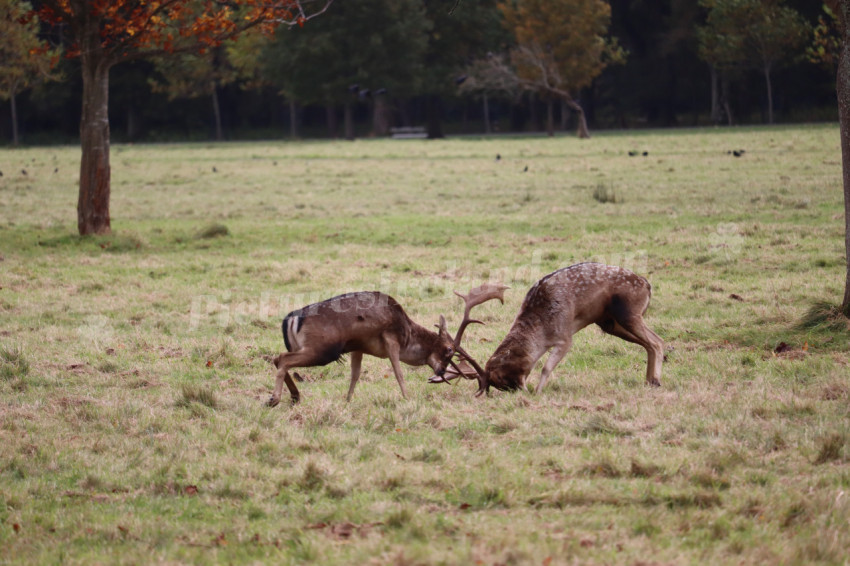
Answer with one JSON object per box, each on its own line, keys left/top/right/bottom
{"left": 261, "top": 0, "right": 428, "bottom": 138}
{"left": 697, "top": 0, "right": 810, "bottom": 123}
{"left": 0, "top": 0, "right": 60, "bottom": 145}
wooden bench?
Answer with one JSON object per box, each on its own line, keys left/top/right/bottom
{"left": 390, "top": 126, "right": 427, "bottom": 139}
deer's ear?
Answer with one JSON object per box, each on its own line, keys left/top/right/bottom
{"left": 438, "top": 315, "right": 449, "bottom": 338}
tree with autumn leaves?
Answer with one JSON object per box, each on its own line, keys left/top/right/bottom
{"left": 464, "top": 0, "right": 622, "bottom": 139}
{"left": 31, "top": 0, "right": 330, "bottom": 236}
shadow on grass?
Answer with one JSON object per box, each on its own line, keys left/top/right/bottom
{"left": 796, "top": 301, "right": 850, "bottom": 334}
{"left": 37, "top": 232, "right": 144, "bottom": 252}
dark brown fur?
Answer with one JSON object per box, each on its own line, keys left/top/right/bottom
{"left": 268, "top": 292, "right": 455, "bottom": 405}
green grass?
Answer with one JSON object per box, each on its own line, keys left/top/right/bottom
{"left": 1, "top": 125, "right": 849, "bottom": 564}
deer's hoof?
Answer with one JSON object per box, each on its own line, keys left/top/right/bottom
{"left": 266, "top": 396, "right": 280, "bottom": 408}
{"left": 647, "top": 379, "right": 661, "bottom": 387}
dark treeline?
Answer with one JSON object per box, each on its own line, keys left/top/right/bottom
{"left": 0, "top": 0, "right": 837, "bottom": 145}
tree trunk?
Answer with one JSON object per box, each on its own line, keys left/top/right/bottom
{"left": 556, "top": 93, "right": 590, "bottom": 139}
{"left": 10, "top": 89, "right": 19, "bottom": 146}
{"left": 764, "top": 63, "right": 774, "bottom": 125}
{"left": 343, "top": 101, "right": 354, "bottom": 140}
{"left": 529, "top": 92, "right": 540, "bottom": 132}
{"left": 126, "top": 107, "right": 137, "bottom": 141}
{"left": 576, "top": 108, "right": 590, "bottom": 139}
{"left": 721, "top": 75, "right": 733, "bottom": 126}
{"left": 545, "top": 98, "right": 554, "bottom": 137}
{"left": 325, "top": 104, "right": 338, "bottom": 138}
{"left": 288, "top": 99, "right": 298, "bottom": 139}
{"left": 837, "top": 2, "right": 850, "bottom": 316}
{"left": 78, "top": 39, "right": 112, "bottom": 235}
{"left": 710, "top": 66, "right": 720, "bottom": 124}
{"left": 211, "top": 84, "right": 224, "bottom": 141}
{"left": 560, "top": 99, "right": 569, "bottom": 131}
{"left": 426, "top": 95, "right": 444, "bottom": 139}
{"left": 483, "top": 93, "right": 491, "bottom": 134}
{"left": 372, "top": 95, "right": 390, "bottom": 137}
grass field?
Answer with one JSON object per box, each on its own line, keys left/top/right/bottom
{"left": 1, "top": 124, "right": 849, "bottom": 565}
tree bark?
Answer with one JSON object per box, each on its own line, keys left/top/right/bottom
{"left": 575, "top": 108, "right": 590, "bottom": 139}
{"left": 288, "top": 99, "right": 298, "bottom": 139}
{"left": 325, "top": 104, "right": 338, "bottom": 138}
{"left": 554, "top": 93, "right": 589, "bottom": 139}
{"left": 372, "top": 95, "right": 390, "bottom": 137}
{"left": 545, "top": 98, "right": 554, "bottom": 137}
{"left": 837, "top": 2, "right": 850, "bottom": 316}
{"left": 529, "top": 92, "right": 540, "bottom": 132}
{"left": 560, "top": 99, "right": 569, "bottom": 131}
{"left": 426, "top": 95, "right": 444, "bottom": 139}
{"left": 77, "top": 30, "right": 112, "bottom": 235}
{"left": 710, "top": 66, "right": 720, "bottom": 124}
{"left": 211, "top": 84, "right": 224, "bottom": 141}
{"left": 764, "top": 63, "right": 774, "bottom": 125}
{"left": 343, "top": 101, "right": 354, "bottom": 140}
{"left": 721, "top": 75, "right": 734, "bottom": 126}
{"left": 10, "top": 89, "right": 19, "bottom": 146}
{"left": 483, "top": 93, "right": 491, "bottom": 134}
{"left": 126, "top": 107, "right": 137, "bottom": 141}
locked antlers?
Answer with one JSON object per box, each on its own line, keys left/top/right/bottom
{"left": 430, "top": 282, "right": 507, "bottom": 393}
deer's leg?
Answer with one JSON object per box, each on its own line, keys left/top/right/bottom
{"left": 537, "top": 339, "right": 571, "bottom": 392}
{"left": 346, "top": 351, "right": 364, "bottom": 402}
{"left": 599, "top": 317, "right": 663, "bottom": 386}
{"left": 383, "top": 338, "right": 409, "bottom": 400}
{"left": 269, "top": 367, "right": 300, "bottom": 407}
{"left": 268, "top": 351, "right": 317, "bottom": 406}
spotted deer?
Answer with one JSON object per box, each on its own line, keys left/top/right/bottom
{"left": 433, "top": 263, "right": 664, "bottom": 395}
{"left": 268, "top": 285, "right": 506, "bottom": 405}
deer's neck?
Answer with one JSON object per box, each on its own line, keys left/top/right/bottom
{"left": 485, "top": 320, "right": 547, "bottom": 390}
{"left": 399, "top": 322, "right": 438, "bottom": 366}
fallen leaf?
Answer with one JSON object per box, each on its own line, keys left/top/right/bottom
{"left": 543, "top": 557, "right": 552, "bottom": 566}
{"left": 184, "top": 485, "right": 199, "bottom": 496}
{"left": 729, "top": 293, "right": 744, "bottom": 302}
{"left": 117, "top": 525, "right": 128, "bottom": 535}
{"left": 206, "top": 360, "right": 213, "bottom": 368}
{"left": 214, "top": 533, "right": 227, "bottom": 546}
{"left": 13, "top": 523, "right": 20, "bottom": 533}
{"left": 580, "top": 538, "right": 594, "bottom": 548}
{"left": 459, "top": 503, "right": 471, "bottom": 510}
{"left": 802, "top": 341, "right": 808, "bottom": 352}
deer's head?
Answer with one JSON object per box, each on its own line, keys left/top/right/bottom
{"left": 426, "top": 315, "right": 456, "bottom": 379}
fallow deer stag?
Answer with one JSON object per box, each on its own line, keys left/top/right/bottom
{"left": 434, "top": 263, "right": 664, "bottom": 395}
{"left": 268, "top": 285, "right": 506, "bottom": 406}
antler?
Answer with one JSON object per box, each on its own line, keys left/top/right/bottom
{"left": 452, "top": 283, "right": 509, "bottom": 348}
{"left": 452, "top": 283, "right": 508, "bottom": 396}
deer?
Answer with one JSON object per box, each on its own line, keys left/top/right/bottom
{"left": 267, "top": 284, "right": 507, "bottom": 406}
{"left": 432, "top": 263, "right": 664, "bottom": 396}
